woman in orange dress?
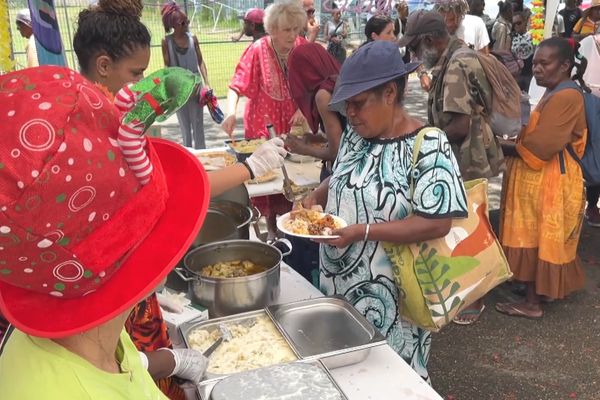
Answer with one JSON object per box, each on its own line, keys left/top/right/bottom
{"left": 496, "top": 37, "right": 588, "bottom": 319}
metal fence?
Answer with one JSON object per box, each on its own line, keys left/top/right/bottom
{"left": 8, "top": 0, "right": 264, "bottom": 96}
{"left": 7, "top": 0, "right": 386, "bottom": 96}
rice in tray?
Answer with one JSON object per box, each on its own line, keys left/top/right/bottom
{"left": 187, "top": 316, "right": 296, "bottom": 375}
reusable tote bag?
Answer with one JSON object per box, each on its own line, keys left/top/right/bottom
{"left": 383, "top": 128, "right": 512, "bottom": 332}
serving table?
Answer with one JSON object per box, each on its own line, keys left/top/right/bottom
{"left": 177, "top": 263, "right": 442, "bottom": 400}
{"left": 188, "top": 147, "right": 323, "bottom": 198}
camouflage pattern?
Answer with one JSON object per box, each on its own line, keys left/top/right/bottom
{"left": 428, "top": 37, "right": 504, "bottom": 180}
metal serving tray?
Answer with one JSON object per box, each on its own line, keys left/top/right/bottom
{"left": 266, "top": 296, "right": 387, "bottom": 369}
{"left": 196, "top": 360, "right": 348, "bottom": 400}
{"left": 179, "top": 309, "right": 298, "bottom": 382}
{"left": 224, "top": 139, "right": 263, "bottom": 161}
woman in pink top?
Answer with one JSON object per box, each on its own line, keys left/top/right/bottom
{"left": 222, "top": 0, "right": 307, "bottom": 139}
{"left": 222, "top": 0, "right": 307, "bottom": 238}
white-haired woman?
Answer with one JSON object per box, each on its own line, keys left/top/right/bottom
{"left": 221, "top": 0, "right": 307, "bottom": 238}
{"left": 221, "top": 0, "right": 307, "bottom": 139}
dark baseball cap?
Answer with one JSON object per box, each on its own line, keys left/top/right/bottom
{"left": 330, "top": 41, "right": 421, "bottom": 111}
{"left": 398, "top": 10, "right": 447, "bottom": 49}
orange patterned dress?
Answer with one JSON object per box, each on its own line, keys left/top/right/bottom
{"left": 126, "top": 294, "right": 185, "bottom": 400}
{"left": 499, "top": 86, "right": 587, "bottom": 299}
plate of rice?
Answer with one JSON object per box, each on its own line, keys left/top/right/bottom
{"left": 277, "top": 208, "right": 347, "bottom": 239}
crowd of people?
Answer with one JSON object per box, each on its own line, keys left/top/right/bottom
{"left": 0, "top": 0, "right": 598, "bottom": 398}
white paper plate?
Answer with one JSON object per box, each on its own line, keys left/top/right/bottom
{"left": 277, "top": 211, "right": 347, "bottom": 240}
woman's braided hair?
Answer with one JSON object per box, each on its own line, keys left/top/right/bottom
{"left": 73, "top": 0, "right": 150, "bottom": 73}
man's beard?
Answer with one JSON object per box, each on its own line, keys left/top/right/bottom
{"left": 421, "top": 46, "right": 442, "bottom": 69}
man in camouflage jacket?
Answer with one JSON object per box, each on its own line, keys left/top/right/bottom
{"left": 399, "top": 10, "right": 504, "bottom": 181}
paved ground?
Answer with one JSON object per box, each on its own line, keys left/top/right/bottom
{"left": 158, "top": 80, "right": 600, "bottom": 400}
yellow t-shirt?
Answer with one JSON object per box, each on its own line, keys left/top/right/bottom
{"left": 573, "top": 16, "right": 600, "bottom": 36}
{"left": 0, "top": 328, "right": 168, "bottom": 400}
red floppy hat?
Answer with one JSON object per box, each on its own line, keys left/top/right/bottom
{"left": 0, "top": 66, "right": 210, "bottom": 338}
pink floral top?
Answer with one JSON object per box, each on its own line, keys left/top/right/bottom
{"left": 230, "top": 36, "right": 306, "bottom": 139}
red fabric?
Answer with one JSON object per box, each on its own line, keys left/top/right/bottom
{"left": 288, "top": 43, "right": 340, "bottom": 134}
{"left": 142, "top": 93, "right": 165, "bottom": 116}
{"left": 0, "top": 66, "right": 210, "bottom": 338}
{"left": 252, "top": 194, "right": 292, "bottom": 219}
{"left": 229, "top": 36, "right": 306, "bottom": 138}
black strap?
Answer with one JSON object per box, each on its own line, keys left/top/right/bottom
{"left": 241, "top": 160, "right": 255, "bottom": 180}
{"left": 565, "top": 144, "right": 582, "bottom": 166}
{"left": 333, "top": 21, "right": 343, "bottom": 34}
{"left": 0, "top": 325, "right": 14, "bottom": 356}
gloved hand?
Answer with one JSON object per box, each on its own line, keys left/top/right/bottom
{"left": 246, "top": 137, "right": 287, "bottom": 178}
{"left": 162, "top": 348, "right": 209, "bottom": 384}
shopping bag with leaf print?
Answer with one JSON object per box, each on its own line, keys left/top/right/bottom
{"left": 382, "top": 129, "right": 512, "bottom": 332}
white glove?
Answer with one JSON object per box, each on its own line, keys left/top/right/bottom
{"left": 246, "top": 137, "right": 287, "bottom": 177}
{"left": 162, "top": 348, "right": 209, "bottom": 384}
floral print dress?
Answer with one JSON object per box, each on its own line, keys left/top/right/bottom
{"left": 320, "top": 127, "right": 467, "bottom": 381}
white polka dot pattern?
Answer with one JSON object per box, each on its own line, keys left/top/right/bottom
{"left": 0, "top": 66, "right": 150, "bottom": 299}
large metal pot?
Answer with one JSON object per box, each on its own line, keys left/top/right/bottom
{"left": 176, "top": 239, "right": 292, "bottom": 317}
{"left": 208, "top": 200, "right": 258, "bottom": 240}
{"left": 166, "top": 201, "right": 258, "bottom": 292}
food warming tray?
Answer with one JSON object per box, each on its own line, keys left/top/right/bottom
{"left": 180, "top": 309, "right": 298, "bottom": 381}
{"left": 224, "top": 139, "right": 261, "bottom": 161}
{"left": 266, "top": 296, "right": 387, "bottom": 369}
{"left": 196, "top": 360, "right": 348, "bottom": 400}
{"left": 181, "top": 297, "right": 386, "bottom": 386}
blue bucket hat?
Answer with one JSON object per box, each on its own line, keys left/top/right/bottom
{"left": 330, "top": 41, "right": 421, "bottom": 111}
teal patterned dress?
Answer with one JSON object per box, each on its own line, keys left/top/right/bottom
{"left": 320, "top": 126, "right": 467, "bottom": 381}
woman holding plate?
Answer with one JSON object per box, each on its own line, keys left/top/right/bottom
{"left": 303, "top": 41, "right": 468, "bottom": 381}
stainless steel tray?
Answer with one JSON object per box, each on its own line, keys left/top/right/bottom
{"left": 224, "top": 139, "right": 263, "bottom": 161}
{"left": 179, "top": 309, "right": 298, "bottom": 382}
{"left": 196, "top": 360, "right": 348, "bottom": 400}
{"left": 266, "top": 296, "right": 387, "bottom": 369}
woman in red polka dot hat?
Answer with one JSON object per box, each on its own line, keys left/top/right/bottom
{"left": 0, "top": 66, "right": 215, "bottom": 399}
{"left": 65, "top": 2, "right": 288, "bottom": 399}
{"left": 0, "top": 64, "right": 288, "bottom": 399}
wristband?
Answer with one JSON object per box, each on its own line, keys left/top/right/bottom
{"left": 363, "top": 223, "right": 370, "bottom": 242}
{"left": 240, "top": 160, "right": 255, "bottom": 180}
{"left": 138, "top": 351, "right": 149, "bottom": 370}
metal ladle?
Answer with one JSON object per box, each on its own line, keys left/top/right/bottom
{"left": 203, "top": 324, "right": 232, "bottom": 358}
{"left": 266, "top": 123, "right": 306, "bottom": 203}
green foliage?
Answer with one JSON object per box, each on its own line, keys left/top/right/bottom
{"left": 413, "top": 243, "right": 478, "bottom": 324}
